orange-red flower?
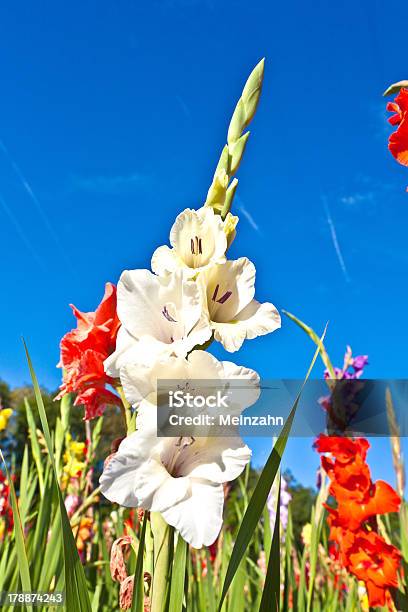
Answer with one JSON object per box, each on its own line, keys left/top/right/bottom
{"left": 57, "top": 282, "right": 122, "bottom": 419}
{"left": 315, "top": 435, "right": 369, "bottom": 465}
{"left": 73, "top": 516, "right": 94, "bottom": 555}
{"left": 347, "top": 531, "right": 401, "bottom": 609}
{"left": 316, "top": 434, "right": 401, "bottom": 609}
{"left": 387, "top": 88, "right": 408, "bottom": 166}
{"left": 0, "top": 470, "right": 13, "bottom": 536}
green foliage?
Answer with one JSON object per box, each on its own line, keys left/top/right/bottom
{"left": 284, "top": 470, "right": 316, "bottom": 548}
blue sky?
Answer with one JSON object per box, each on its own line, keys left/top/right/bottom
{"left": 1, "top": 0, "right": 408, "bottom": 487}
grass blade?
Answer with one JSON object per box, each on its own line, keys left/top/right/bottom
{"left": 218, "top": 326, "right": 327, "bottom": 610}
{"left": 131, "top": 513, "right": 148, "bottom": 612}
{"left": 169, "top": 535, "right": 188, "bottom": 612}
{"left": 282, "top": 310, "right": 335, "bottom": 378}
{"left": 259, "top": 478, "right": 280, "bottom": 611}
{"left": 0, "top": 449, "right": 33, "bottom": 612}
{"left": 23, "top": 340, "right": 92, "bottom": 612}
{"left": 25, "top": 398, "right": 45, "bottom": 496}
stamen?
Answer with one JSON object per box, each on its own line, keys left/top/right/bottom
{"left": 162, "top": 305, "right": 177, "bottom": 322}
{"left": 217, "top": 291, "right": 232, "bottom": 304}
{"left": 190, "top": 238, "right": 195, "bottom": 254}
{"left": 212, "top": 284, "right": 219, "bottom": 302}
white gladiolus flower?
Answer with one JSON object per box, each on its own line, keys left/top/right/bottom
{"left": 198, "top": 257, "right": 281, "bottom": 352}
{"left": 100, "top": 400, "right": 252, "bottom": 548}
{"left": 151, "top": 207, "right": 227, "bottom": 278}
{"left": 104, "top": 269, "right": 211, "bottom": 377}
{"left": 119, "top": 349, "right": 260, "bottom": 411}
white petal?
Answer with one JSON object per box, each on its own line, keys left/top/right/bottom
{"left": 112, "top": 269, "right": 209, "bottom": 365}
{"left": 117, "top": 269, "right": 170, "bottom": 340}
{"left": 235, "top": 299, "right": 281, "bottom": 339}
{"left": 120, "top": 357, "right": 190, "bottom": 407}
{"left": 220, "top": 361, "right": 261, "bottom": 410}
{"left": 186, "top": 350, "right": 225, "bottom": 379}
{"left": 212, "top": 300, "right": 281, "bottom": 352}
{"left": 151, "top": 245, "right": 181, "bottom": 276}
{"left": 212, "top": 322, "right": 247, "bottom": 352}
{"left": 100, "top": 430, "right": 190, "bottom": 512}
{"left": 161, "top": 479, "right": 224, "bottom": 548}
{"left": 182, "top": 437, "right": 251, "bottom": 483}
{"left": 104, "top": 326, "right": 141, "bottom": 378}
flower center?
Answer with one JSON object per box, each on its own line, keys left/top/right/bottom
{"left": 161, "top": 437, "right": 196, "bottom": 477}
{"left": 190, "top": 235, "right": 203, "bottom": 255}
{"left": 212, "top": 284, "right": 232, "bottom": 304}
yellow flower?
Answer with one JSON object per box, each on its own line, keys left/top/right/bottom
{"left": 301, "top": 523, "right": 312, "bottom": 546}
{"left": 62, "top": 434, "right": 87, "bottom": 486}
{"left": 0, "top": 409, "right": 13, "bottom": 431}
{"left": 358, "top": 582, "right": 369, "bottom": 612}
{"left": 64, "top": 434, "right": 86, "bottom": 461}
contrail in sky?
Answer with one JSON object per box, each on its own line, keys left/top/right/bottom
{"left": 0, "top": 139, "right": 75, "bottom": 273}
{"left": 322, "top": 195, "right": 350, "bottom": 283}
{"left": 236, "top": 196, "right": 261, "bottom": 233}
{"left": 0, "top": 192, "right": 46, "bottom": 270}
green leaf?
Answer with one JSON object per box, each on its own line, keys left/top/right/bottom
{"left": 282, "top": 310, "right": 335, "bottom": 378}
{"left": 23, "top": 340, "right": 92, "bottom": 612}
{"left": 0, "top": 449, "right": 33, "bottom": 612}
{"left": 306, "top": 506, "right": 324, "bottom": 612}
{"left": 383, "top": 80, "right": 408, "bottom": 97}
{"left": 259, "top": 478, "right": 280, "bottom": 611}
{"left": 131, "top": 513, "right": 148, "bottom": 612}
{"left": 32, "top": 468, "right": 54, "bottom": 586}
{"left": 168, "top": 535, "right": 188, "bottom": 612}
{"left": 228, "top": 558, "right": 246, "bottom": 612}
{"left": 218, "top": 325, "right": 327, "bottom": 611}
{"left": 91, "top": 584, "right": 102, "bottom": 612}
{"left": 25, "top": 398, "right": 45, "bottom": 497}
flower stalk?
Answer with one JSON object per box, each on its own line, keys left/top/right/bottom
{"left": 116, "top": 385, "right": 133, "bottom": 434}
{"left": 150, "top": 512, "right": 174, "bottom": 612}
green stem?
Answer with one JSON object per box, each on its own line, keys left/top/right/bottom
{"left": 151, "top": 512, "right": 173, "bottom": 612}
{"left": 70, "top": 486, "right": 101, "bottom": 525}
{"left": 116, "top": 385, "right": 133, "bottom": 433}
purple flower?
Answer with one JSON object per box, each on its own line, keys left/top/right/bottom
{"left": 324, "top": 347, "right": 368, "bottom": 381}
{"left": 267, "top": 476, "right": 292, "bottom": 533}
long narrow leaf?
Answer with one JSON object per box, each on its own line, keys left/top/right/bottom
{"left": 0, "top": 450, "right": 33, "bottom": 612}
{"left": 218, "top": 326, "right": 327, "bottom": 610}
{"left": 23, "top": 340, "right": 92, "bottom": 612}
{"left": 169, "top": 535, "right": 188, "bottom": 612}
{"left": 282, "top": 310, "right": 335, "bottom": 378}
{"left": 131, "top": 513, "right": 148, "bottom": 612}
{"left": 259, "top": 478, "right": 281, "bottom": 611}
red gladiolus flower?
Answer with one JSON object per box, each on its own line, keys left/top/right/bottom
{"left": 387, "top": 88, "right": 408, "bottom": 166}
{"left": 348, "top": 531, "right": 401, "bottom": 609}
{"left": 314, "top": 435, "right": 369, "bottom": 465}
{"left": 316, "top": 434, "right": 401, "bottom": 609}
{"left": 57, "top": 282, "right": 122, "bottom": 419}
{"left": 0, "top": 470, "right": 13, "bottom": 535}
